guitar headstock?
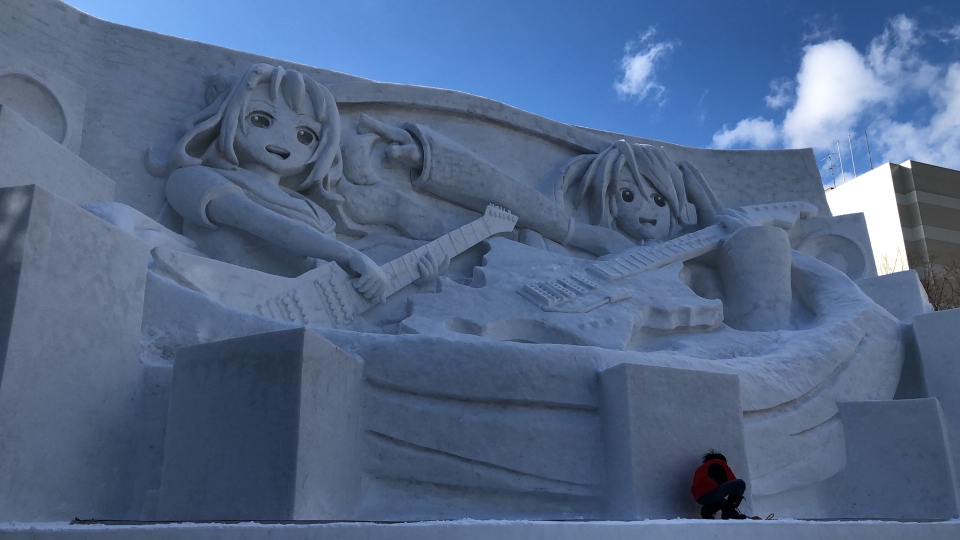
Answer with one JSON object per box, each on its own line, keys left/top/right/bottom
{"left": 482, "top": 204, "right": 519, "bottom": 234}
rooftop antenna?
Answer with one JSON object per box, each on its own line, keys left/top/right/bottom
{"left": 847, "top": 134, "right": 857, "bottom": 178}
{"left": 864, "top": 131, "right": 874, "bottom": 170}
{"left": 821, "top": 153, "right": 837, "bottom": 188}
{"left": 836, "top": 141, "right": 846, "bottom": 184}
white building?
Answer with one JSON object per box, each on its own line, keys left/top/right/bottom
{"left": 826, "top": 160, "right": 960, "bottom": 274}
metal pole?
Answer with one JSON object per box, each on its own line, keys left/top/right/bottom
{"left": 864, "top": 131, "right": 874, "bottom": 170}
{"left": 847, "top": 134, "right": 857, "bottom": 178}
{"left": 830, "top": 155, "right": 836, "bottom": 187}
{"left": 836, "top": 141, "right": 846, "bottom": 183}
{"left": 822, "top": 154, "right": 836, "bottom": 187}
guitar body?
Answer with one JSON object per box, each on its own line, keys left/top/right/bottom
{"left": 402, "top": 201, "right": 818, "bottom": 348}
{"left": 252, "top": 261, "right": 372, "bottom": 328}
{"left": 401, "top": 239, "right": 724, "bottom": 350}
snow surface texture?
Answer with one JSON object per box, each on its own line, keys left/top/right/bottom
{"left": 1, "top": 519, "right": 960, "bottom": 540}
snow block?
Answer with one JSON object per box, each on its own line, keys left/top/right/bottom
{"left": 833, "top": 398, "right": 959, "bottom": 520}
{"left": 914, "top": 308, "right": 960, "bottom": 483}
{"left": 0, "top": 105, "right": 113, "bottom": 204}
{"left": 599, "top": 362, "right": 750, "bottom": 519}
{"left": 0, "top": 185, "right": 147, "bottom": 521}
{"left": 156, "top": 328, "right": 364, "bottom": 521}
{"left": 857, "top": 270, "right": 933, "bottom": 399}
{"left": 855, "top": 270, "right": 934, "bottom": 400}
{"left": 857, "top": 270, "right": 932, "bottom": 323}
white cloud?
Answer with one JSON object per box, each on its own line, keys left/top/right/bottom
{"left": 932, "top": 23, "right": 960, "bottom": 43}
{"left": 614, "top": 28, "right": 676, "bottom": 103}
{"left": 765, "top": 78, "right": 794, "bottom": 109}
{"left": 781, "top": 39, "right": 889, "bottom": 149}
{"left": 866, "top": 14, "right": 938, "bottom": 91}
{"left": 870, "top": 62, "right": 960, "bottom": 169}
{"left": 698, "top": 89, "right": 709, "bottom": 106}
{"left": 712, "top": 117, "right": 779, "bottom": 149}
{"left": 713, "top": 14, "right": 960, "bottom": 169}
{"left": 802, "top": 14, "right": 841, "bottom": 44}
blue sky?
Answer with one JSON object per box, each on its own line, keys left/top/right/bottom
{"left": 65, "top": 0, "right": 960, "bottom": 184}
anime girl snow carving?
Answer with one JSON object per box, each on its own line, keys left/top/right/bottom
{"left": 354, "top": 114, "right": 751, "bottom": 256}
{"left": 148, "top": 64, "right": 440, "bottom": 303}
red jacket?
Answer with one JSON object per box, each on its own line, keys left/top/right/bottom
{"left": 691, "top": 459, "right": 737, "bottom": 500}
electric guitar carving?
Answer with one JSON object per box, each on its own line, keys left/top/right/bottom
{"left": 152, "top": 204, "right": 518, "bottom": 328}
{"left": 400, "top": 201, "right": 817, "bottom": 350}
{"left": 519, "top": 201, "right": 818, "bottom": 312}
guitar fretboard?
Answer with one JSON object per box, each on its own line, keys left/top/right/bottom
{"left": 587, "top": 201, "right": 815, "bottom": 281}
{"left": 588, "top": 225, "right": 722, "bottom": 280}
{"left": 382, "top": 217, "right": 494, "bottom": 296}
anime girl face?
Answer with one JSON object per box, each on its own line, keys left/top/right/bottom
{"left": 233, "top": 82, "right": 325, "bottom": 179}
{"left": 147, "top": 64, "right": 342, "bottom": 198}
{"left": 614, "top": 165, "right": 674, "bottom": 241}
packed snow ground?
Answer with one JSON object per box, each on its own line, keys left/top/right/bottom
{"left": 1, "top": 519, "right": 959, "bottom": 540}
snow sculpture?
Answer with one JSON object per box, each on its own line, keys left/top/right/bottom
{"left": 3, "top": 3, "right": 947, "bottom": 526}
{"left": 129, "top": 63, "right": 906, "bottom": 519}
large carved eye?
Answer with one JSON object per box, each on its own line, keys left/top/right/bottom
{"left": 296, "top": 127, "right": 317, "bottom": 146}
{"left": 248, "top": 112, "right": 273, "bottom": 129}
{"left": 653, "top": 193, "right": 666, "bottom": 207}
{"left": 620, "top": 188, "right": 634, "bottom": 203}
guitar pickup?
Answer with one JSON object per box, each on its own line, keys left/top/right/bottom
{"left": 519, "top": 273, "right": 599, "bottom": 307}
{"left": 558, "top": 275, "right": 596, "bottom": 295}
{"left": 569, "top": 273, "right": 599, "bottom": 291}
{"left": 520, "top": 283, "right": 563, "bottom": 307}
{"left": 520, "top": 282, "right": 568, "bottom": 307}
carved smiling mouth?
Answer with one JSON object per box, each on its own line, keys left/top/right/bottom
{"left": 638, "top": 217, "right": 658, "bottom": 225}
{"left": 265, "top": 145, "right": 290, "bottom": 159}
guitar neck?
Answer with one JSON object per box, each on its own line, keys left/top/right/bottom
{"left": 588, "top": 225, "right": 723, "bottom": 280}
{"left": 381, "top": 217, "right": 494, "bottom": 296}
{"left": 586, "top": 201, "right": 816, "bottom": 281}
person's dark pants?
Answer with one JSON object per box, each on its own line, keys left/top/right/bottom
{"left": 696, "top": 479, "right": 746, "bottom": 518}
